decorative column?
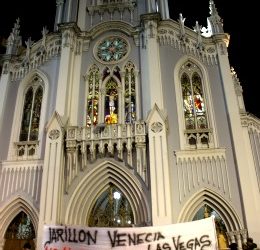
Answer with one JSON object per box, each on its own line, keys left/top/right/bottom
{"left": 66, "top": 0, "right": 73, "bottom": 21}
{"left": 37, "top": 111, "right": 66, "bottom": 249}
{"left": 146, "top": 0, "right": 152, "bottom": 13}
{"left": 134, "top": 70, "right": 141, "bottom": 120}
{"left": 55, "top": 0, "right": 65, "bottom": 31}
{"left": 215, "top": 32, "right": 260, "bottom": 244}
{"left": 234, "top": 232, "right": 242, "bottom": 250}
{"left": 69, "top": 38, "right": 83, "bottom": 125}
{"left": 207, "top": 3, "right": 260, "bottom": 243}
{"left": 135, "top": 121, "right": 147, "bottom": 183}
{"left": 0, "top": 61, "right": 11, "bottom": 134}
{"left": 147, "top": 104, "right": 172, "bottom": 225}
{"left": 55, "top": 24, "right": 78, "bottom": 119}
{"left": 158, "top": 0, "right": 170, "bottom": 19}
{"left": 141, "top": 13, "right": 164, "bottom": 112}
{"left": 240, "top": 229, "right": 248, "bottom": 245}
{"left": 227, "top": 231, "right": 236, "bottom": 244}
{"left": 121, "top": 71, "right": 126, "bottom": 124}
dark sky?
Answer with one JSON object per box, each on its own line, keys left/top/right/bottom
{"left": 0, "top": 0, "right": 259, "bottom": 117}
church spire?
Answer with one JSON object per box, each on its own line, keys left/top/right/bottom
{"left": 6, "top": 18, "right": 22, "bottom": 55}
{"left": 209, "top": 0, "right": 218, "bottom": 16}
{"left": 207, "top": 0, "right": 224, "bottom": 34}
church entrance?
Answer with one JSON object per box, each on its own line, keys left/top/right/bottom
{"left": 88, "top": 183, "right": 134, "bottom": 227}
{"left": 193, "top": 205, "right": 228, "bottom": 250}
{"left": 4, "top": 211, "right": 35, "bottom": 250}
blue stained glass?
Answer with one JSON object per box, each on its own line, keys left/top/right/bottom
{"left": 97, "top": 37, "right": 128, "bottom": 63}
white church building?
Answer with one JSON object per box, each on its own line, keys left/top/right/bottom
{"left": 0, "top": 0, "right": 259, "bottom": 249}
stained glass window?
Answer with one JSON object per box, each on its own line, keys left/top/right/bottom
{"left": 87, "top": 65, "right": 100, "bottom": 127}
{"left": 124, "top": 61, "right": 136, "bottom": 123}
{"left": 5, "top": 211, "right": 35, "bottom": 240}
{"left": 86, "top": 62, "right": 138, "bottom": 126}
{"left": 30, "top": 87, "right": 43, "bottom": 141}
{"left": 113, "top": 66, "right": 121, "bottom": 81}
{"left": 181, "top": 62, "right": 208, "bottom": 130}
{"left": 88, "top": 184, "right": 134, "bottom": 227}
{"left": 103, "top": 67, "right": 110, "bottom": 81}
{"left": 105, "top": 79, "right": 118, "bottom": 124}
{"left": 20, "top": 79, "right": 43, "bottom": 141}
{"left": 96, "top": 37, "right": 128, "bottom": 63}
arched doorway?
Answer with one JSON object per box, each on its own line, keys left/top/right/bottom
{"left": 65, "top": 161, "right": 149, "bottom": 226}
{"left": 88, "top": 183, "right": 134, "bottom": 227}
{"left": 193, "top": 205, "right": 228, "bottom": 250}
{"left": 4, "top": 211, "right": 35, "bottom": 250}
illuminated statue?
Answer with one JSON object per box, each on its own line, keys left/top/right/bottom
{"left": 105, "top": 90, "right": 118, "bottom": 124}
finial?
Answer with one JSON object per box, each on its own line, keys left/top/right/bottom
{"left": 207, "top": 0, "right": 224, "bottom": 34}
{"left": 193, "top": 21, "right": 201, "bottom": 34}
{"left": 8, "top": 18, "right": 21, "bottom": 44}
{"left": 56, "top": 0, "right": 64, "bottom": 6}
{"left": 178, "top": 13, "right": 186, "bottom": 40}
{"left": 41, "top": 27, "right": 49, "bottom": 51}
{"left": 231, "top": 67, "right": 241, "bottom": 86}
{"left": 23, "top": 37, "right": 34, "bottom": 66}
{"left": 209, "top": 0, "right": 218, "bottom": 16}
{"left": 13, "top": 18, "right": 21, "bottom": 36}
{"left": 25, "top": 37, "right": 33, "bottom": 50}
{"left": 41, "top": 26, "right": 49, "bottom": 37}
{"left": 6, "top": 18, "right": 22, "bottom": 55}
{"left": 193, "top": 21, "right": 203, "bottom": 50}
{"left": 179, "top": 13, "right": 186, "bottom": 26}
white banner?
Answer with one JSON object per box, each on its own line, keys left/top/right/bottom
{"left": 42, "top": 217, "right": 217, "bottom": 250}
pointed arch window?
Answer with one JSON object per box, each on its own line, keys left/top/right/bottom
{"left": 88, "top": 183, "right": 134, "bottom": 227}
{"left": 179, "top": 61, "right": 213, "bottom": 148}
{"left": 124, "top": 61, "right": 136, "bottom": 123}
{"left": 181, "top": 63, "right": 207, "bottom": 130}
{"left": 86, "top": 64, "right": 100, "bottom": 127}
{"left": 4, "top": 211, "right": 35, "bottom": 250}
{"left": 20, "top": 78, "right": 43, "bottom": 141}
{"left": 86, "top": 62, "right": 138, "bottom": 126}
{"left": 105, "top": 78, "right": 118, "bottom": 124}
{"left": 102, "top": 67, "right": 120, "bottom": 124}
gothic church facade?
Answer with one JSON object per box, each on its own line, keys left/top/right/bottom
{"left": 0, "top": 0, "right": 260, "bottom": 249}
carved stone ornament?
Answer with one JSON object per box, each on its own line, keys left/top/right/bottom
{"left": 151, "top": 122, "right": 163, "bottom": 133}
{"left": 136, "top": 123, "right": 145, "bottom": 134}
{"left": 49, "top": 129, "right": 60, "bottom": 140}
{"left": 56, "top": 0, "right": 64, "bottom": 5}
{"left": 206, "top": 47, "right": 215, "bottom": 53}
{"left": 3, "top": 63, "right": 9, "bottom": 74}
{"left": 68, "top": 128, "right": 75, "bottom": 139}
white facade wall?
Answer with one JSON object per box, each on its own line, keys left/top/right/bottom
{"left": 0, "top": 1, "right": 260, "bottom": 249}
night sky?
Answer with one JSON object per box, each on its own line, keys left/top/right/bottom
{"left": 0, "top": 0, "right": 258, "bottom": 117}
